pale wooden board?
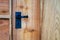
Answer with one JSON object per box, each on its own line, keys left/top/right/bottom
{"left": 0, "top": 0, "right": 9, "bottom": 15}
{"left": 0, "top": 19, "right": 9, "bottom": 40}
{"left": 41, "top": 0, "right": 60, "bottom": 40}
{"left": 13, "top": 0, "right": 41, "bottom": 40}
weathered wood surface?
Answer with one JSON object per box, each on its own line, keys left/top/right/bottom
{"left": 0, "top": 0, "right": 9, "bottom": 15}
{"left": 0, "top": 0, "right": 10, "bottom": 40}
{"left": 13, "top": 0, "right": 41, "bottom": 40}
{"left": 41, "top": 0, "right": 60, "bottom": 40}
{"left": 0, "top": 19, "right": 9, "bottom": 40}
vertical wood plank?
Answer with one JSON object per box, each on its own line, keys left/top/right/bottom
{"left": 13, "top": 0, "right": 41, "bottom": 40}
{"left": 13, "top": 0, "right": 17, "bottom": 40}
{"left": 41, "top": 0, "right": 60, "bottom": 40}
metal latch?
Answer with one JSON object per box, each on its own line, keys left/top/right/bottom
{"left": 15, "top": 12, "right": 28, "bottom": 29}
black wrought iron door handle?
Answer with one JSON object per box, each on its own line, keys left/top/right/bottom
{"left": 15, "top": 12, "right": 28, "bottom": 29}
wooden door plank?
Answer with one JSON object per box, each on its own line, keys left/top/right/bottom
{"left": 13, "top": 0, "right": 41, "bottom": 40}
{"left": 0, "top": 19, "right": 9, "bottom": 40}
{"left": 41, "top": 0, "right": 60, "bottom": 40}
{"left": 0, "top": 0, "right": 9, "bottom": 15}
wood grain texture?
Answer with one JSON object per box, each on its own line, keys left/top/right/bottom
{"left": 13, "top": 0, "right": 41, "bottom": 40}
{"left": 0, "top": 0, "right": 9, "bottom": 15}
{"left": 41, "top": 0, "right": 60, "bottom": 40}
{"left": 0, "top": 19, "right": 9, "bottom": 40}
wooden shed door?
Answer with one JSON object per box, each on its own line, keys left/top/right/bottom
{"left": 13, "top": 0, "right": 41, "bottom": 40}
